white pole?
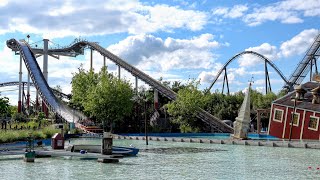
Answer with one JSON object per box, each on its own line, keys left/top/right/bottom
{"left": 43, "top": 39, "right": 49, "bottom": 81}
{"left": 154, "top": 89, "right": 159, "bottom": 109}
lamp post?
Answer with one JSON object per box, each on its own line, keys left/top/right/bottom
{"left": 144, "top": 93, "right": 148, "bottom": 146}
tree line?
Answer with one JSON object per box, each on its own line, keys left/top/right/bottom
{"left": 0, "top": 65, "right": 286, "bottom": 133}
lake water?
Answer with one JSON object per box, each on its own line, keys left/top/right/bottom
{"left": 1, "top": 138, "right": 320, "bottom": 180}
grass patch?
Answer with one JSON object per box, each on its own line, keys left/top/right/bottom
{"left": 0, "top": 126, "right": 60, "bottom": 144}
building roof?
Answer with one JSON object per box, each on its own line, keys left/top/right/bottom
{"left": 273, "top": 82, "right": 320, "bottom": 112}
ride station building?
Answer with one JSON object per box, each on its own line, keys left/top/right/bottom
{"left": 268, "top": 82, "right": 320, "bottom": 140}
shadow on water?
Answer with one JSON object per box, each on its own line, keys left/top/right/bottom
{"left": 141, "top": 147, "right": 227, "bottom": 155}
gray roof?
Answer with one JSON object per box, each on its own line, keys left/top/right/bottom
{"left": 273, "top": 82, "right": 320, "bottom": 112}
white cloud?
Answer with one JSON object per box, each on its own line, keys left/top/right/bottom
{"left": 244, "top": 0, "right": 320, "bottom": 26}
{"left": 0, "top": 0, "right": 8, "bottom": 6}
{"left": 280, "top": 28, "right": 319, "bottom": 57}
{"left": 108, "top": 33, "right": 225, "bottom": 72}
{"left": 212, "top": 5, "right": 248, "bottom": 18}
{"left": 212, "top": 0, "right": 320, "bottom": 26}
{"left": 244, "top": 6, "right": 303, "bottom": 26}
{"left": 0, "top": 0, "right": 208, "bottom": 38}
{"left": 238, "top": 43, "right": 278, "bottom": 67}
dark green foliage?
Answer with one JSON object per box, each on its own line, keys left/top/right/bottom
{"left": 166, "top": 80, "right": 207, "bottom": 132}
{"left": 12, "top": 112, "right": 27, "bottom": 122}
{"left": 0, "top": 95, "right": 10, "bottom": 117}
{"left": 71, "top": 66, "right": 133, "bottom": 132}
{"left": 204, "top": 92, "right": 244, "bottom": 121}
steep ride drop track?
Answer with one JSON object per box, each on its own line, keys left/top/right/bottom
{"left": 7, "top": 39, "right": 233, "bottom": 133}
{"left": 6, "top": 39, "right": 84, "bottom": 123}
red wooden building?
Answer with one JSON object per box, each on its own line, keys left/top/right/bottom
{"left": 268, "top": 82, "right": 320, "bottom": 140}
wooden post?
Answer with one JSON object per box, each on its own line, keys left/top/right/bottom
{"left": 257, "top": 111, "right": 261, "bottom": 134}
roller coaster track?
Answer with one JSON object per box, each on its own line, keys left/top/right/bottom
{"left": 0, "top": 81, "right": 71, "bottom": 100}
{"left": 206, "top": 51, "right": 290, "bottom": 93}
{"left": 286, "top": 32, "right": 320, "bottom": 90}
{"left": 86, "top": 41, "right": 233, "bottom": 133}
{"left": 7, "top": 39, "right": 233, "bottom": 133}
{"left": 6, "top": 39, "right": 84, "bottom": 123}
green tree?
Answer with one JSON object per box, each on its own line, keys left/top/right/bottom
{"left": 0, "top": 95, "right": 10, "bottom": 118}
{"left": 251, "top": 90, "right": 277, "bottom": 110}
{"left": 166, "top": 80, "right": 206, "bottom": 132}
{"left": 71, "top": 64, "right": 98, "bottom": 112}
{"left": 204, "top": 91, "right": 244, "bottom": 121}
{"left": 81, "top": 67, "right": 134, "bottom": 132}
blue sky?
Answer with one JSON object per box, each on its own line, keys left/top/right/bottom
{"left": 0, "top": 0, "right": 319, "bottom": 105}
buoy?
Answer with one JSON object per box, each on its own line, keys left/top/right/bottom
{"left": 80, "top": 150, "right": 86, "bottom": 154}
{"left": 308, "top": 166, "right": 312, "bottom": 169}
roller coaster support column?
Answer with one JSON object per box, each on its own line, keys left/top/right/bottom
{"left": 43, "top": 39, "right": 48, "bottom": 81}
{"left": 310, "top": 57, "right": 318, "bottom": 81}
{"left": 135, "top": 76, "right": 138, "bottom": 93}
{"left": 90, "top": 48, "right": 93, "bottom": 71}
{"left": 154, "top": 89, "right": 159, "bottom": 109}
{"left": 103, "top": 56, "right": 106, "bottom": 67}
{"left": 42, "top": 39, "right": 49, "bottom": 117}
{"left": 27, "top": 72, "right": 30, "bottom": 111}
{"left": 265, "top": 60, "right": 271, "bottom": 94}
{"left": 18, "top": 55, "right": 23, "bottom": 113}
{"left": 118, "top": 66, "right": 121, "bottom": 79}
{"left": 22, "top": 83, "right": 25, "bottom": 113}
{"left": 222, "top": 68, "right": 229, "bottom": 95}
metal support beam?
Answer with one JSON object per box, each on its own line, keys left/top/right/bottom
{"left": 22, "top": 83, "right": 25, "bottom": 113}
{"left": 27, "top": 72, "right": 30, "bottom": 111}
{"left": 43, "top": 39, "right": 49, "bottom": 81}
{"left": 265, "top": 60, "right": 268, "bottom": 94}
{"left": 18, "top": 55, "right": 22, "bottom": 113}
{"left": 225, "top": 69, "right": 230, "bottom": 95}
{"left": 310, "top": 58, "right": 313, "bottom": 81}
{"left": 154, "top": 89, "right": 159, "bottom": 109}
{"left": 315, "top": 58, "right": 318, "bottom": 74}
{"left": 264, "top": 61, "right": 272, "bottom": 94}
{"left": 135, "top": 76, "right": 138, "bottom": 94}
{"left": 90, "top": 48, "right": 93, "bottom": 71}
{"left": 267, "top": 72, "right": 272, "bottom": 93}
{"left": 118, "top": 65, "right": 121, "bottom": 79}
{"left": 222, "top": 68, "right": 229, "bottom": 95}
{"left": 103, "top": 56, "right": 106, "bottom": 67}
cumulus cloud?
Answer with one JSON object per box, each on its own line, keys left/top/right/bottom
{"left": 212, "top": 5, "right": 248, "bottom": 18}
{"left": 243, "top": 6, "right": 303, "bottom": 26}
{"left": 244, "top": 0, "right": 320, "bottom": 26}
{"left": 279, "top": 28, "right": 319, "bottom": 57}
{"left": 0, "top": 0, "right": 208, "bottom": 38}
{"left": 108, "top": 33, "right": 225, "bottom": 71}
{"left": 212, "top": 0, "right": 320, "bottom": 26}
{"left": 238, "top": 43, "right": 278, "bottom": 67}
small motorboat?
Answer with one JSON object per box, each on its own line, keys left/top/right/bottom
{"left": 112, "top": 146, "right": 139, "bottom": 156}
{"left": 69, "top": 144, "right": 139, "bottom": 156}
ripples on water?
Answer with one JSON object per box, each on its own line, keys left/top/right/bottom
{"left": 142, "top": 147, "right": 227, "bottom": 154}
{"left": 1, "top": 138, "right": 320, "bottom": 180}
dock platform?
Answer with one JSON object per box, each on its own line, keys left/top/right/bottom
{"left": 0, "top": 149, "right": 121, "bottom": 163}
